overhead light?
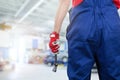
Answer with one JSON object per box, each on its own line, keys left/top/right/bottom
{"left": 0, "top": 23, "right": 12, "bottom": 30}
{"left": 18, "top": 0, "right": 44, "bottom": 23}
{"left": 15, "top": 0, "right": 30, "bottom": 17}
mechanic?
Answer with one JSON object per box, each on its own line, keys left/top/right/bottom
{"left": 49, "top": 0, "right": 120, "bottom": 80}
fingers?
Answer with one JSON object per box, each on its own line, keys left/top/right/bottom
{"left": 50, "top": 42, "right": 59, "bottom": 48}
{"left": 51, "top": 45, "right": 60, "bottom": 53}
{"left": 49, "top": 32, "right": 60, "bottom": 53}
{"left": 49, "top": 42, "right": 59, "bottom": 53}
{"left": 50, "top": 40, "right": 59, "bottom": 48}
{"left": 52, "top": 40, "right": 59, "bottom": 45}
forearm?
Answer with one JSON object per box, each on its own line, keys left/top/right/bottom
{"left": 54, "top": 0, "right": 70, "bottom": 33}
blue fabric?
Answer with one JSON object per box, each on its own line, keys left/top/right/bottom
{"left": 66, "top": 0, "right": 120, "bottom": 80}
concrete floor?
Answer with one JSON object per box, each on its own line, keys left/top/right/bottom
{"left": 0, "top": 64, "right": 99, "bottom": 80}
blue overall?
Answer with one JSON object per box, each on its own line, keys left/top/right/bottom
{"left": 66, "top": 0, "right": 120, "bottom": 80}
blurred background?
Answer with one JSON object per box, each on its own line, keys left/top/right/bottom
{"left": 0, "top": 0, "right": 119, "bottom": 80}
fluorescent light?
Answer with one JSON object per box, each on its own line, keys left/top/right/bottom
{"left": 18, "top": 0, "right": 44, "bottom": 23}
{"left": 15, "top": 0, "right": 30, "bottom": 17}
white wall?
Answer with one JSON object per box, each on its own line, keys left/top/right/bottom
{"left": 0, "top": 31, "right": 11, "bottom": 47}
{"left": 23, "top": 35, "right": 45, "bottom": 50}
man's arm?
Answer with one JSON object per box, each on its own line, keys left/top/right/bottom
{"left": 49, "top": 0, "right": 70, "bottom": 53}
{"left": 54, "top": 0, "right": 70, "bottom": 33}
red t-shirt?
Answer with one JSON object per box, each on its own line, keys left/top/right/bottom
{"left": 113, "top": 0, "right": 120, "bottom": 9}
{"left": 72, "top": 0, "right": 83, "bottom": 7}
{"left": 72, "top": 0, "right": 120, "bottom": 9}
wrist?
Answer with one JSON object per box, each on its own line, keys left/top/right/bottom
{"left": 50, "top": 31, "right": 59, "bottom": 39}
{"left": 53, "top": 25, "right": 61, "bottom": 34}
{"left": 53, "top": 29, "right": 60, "bottom": 34}
{"left": 53, "top": 31, "right": 59, "bottom": 34}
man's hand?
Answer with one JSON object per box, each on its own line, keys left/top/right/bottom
{"left": 49, "top": 32, "right": 60, "bottom": 54}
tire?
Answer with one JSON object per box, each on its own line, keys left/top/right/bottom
{"left": 47, "top": 62, "right": 53, "bottom": 67}
{"left": 62, "top": 57, "right": 68, "bottom": 63}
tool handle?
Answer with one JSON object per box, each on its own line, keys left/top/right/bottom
{"left": 52, "top": 54, "right": 58, "bottom": 72}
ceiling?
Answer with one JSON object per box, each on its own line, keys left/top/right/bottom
{"left": 1, "top": 0, "right": 119, "bottom": 37}
{"left": 0, "top": 0, "right": 69, "bottom": 36}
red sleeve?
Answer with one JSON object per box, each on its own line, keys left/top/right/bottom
{"left": 113, "top": 0, "right": 120, "bottom": 9}
{"left": 72, "top": 0, "right": 83, "bottom": 8}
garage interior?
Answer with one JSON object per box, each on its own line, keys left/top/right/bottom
{"left": 1, "top": 0, "right": 119, "bottom": 80}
